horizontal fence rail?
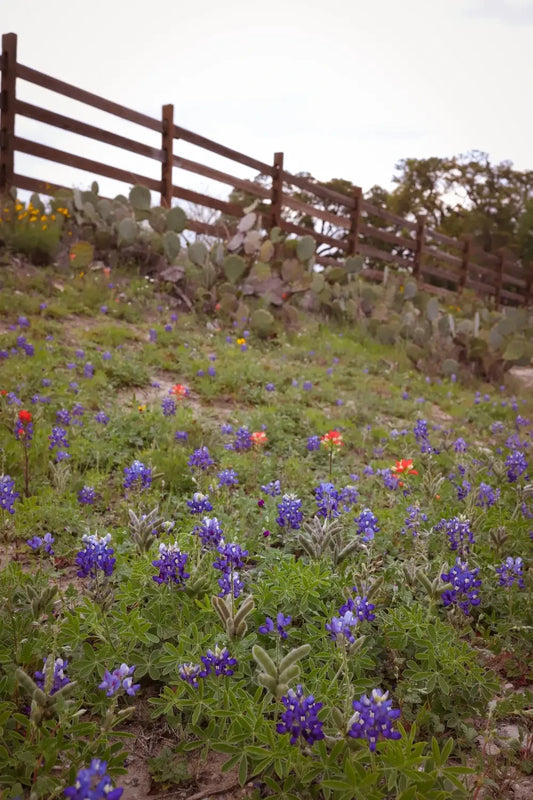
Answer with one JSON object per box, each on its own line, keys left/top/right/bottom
{"left": 1, "top": 32, "right": 531, "bottom": 307}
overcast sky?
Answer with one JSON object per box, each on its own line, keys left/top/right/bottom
{"left": 3, "top": 0, "right": 532, "bottom": 208}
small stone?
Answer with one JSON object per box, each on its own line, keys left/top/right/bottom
{"left": 496, "top": 724, "right": 521, "bottom": 744}
{"left": 476, "top": 736, "right": 500, "bottom": 756}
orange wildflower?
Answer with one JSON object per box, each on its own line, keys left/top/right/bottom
{"left": 251, "top": 431, "right": 268, "bottom": 446}
{"left": 391, "top": 458, "right": 418, "bottom": 477}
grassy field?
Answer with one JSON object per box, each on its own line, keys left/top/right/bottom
{"left": 0, "top": 257, "right": 532, "bottom": 800}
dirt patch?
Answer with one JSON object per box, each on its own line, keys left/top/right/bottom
{"left": 509, "top": 366, "right": 533, "bottom": 393}
{"left": 429, "top": 404, "right": 453, "bottom": 424}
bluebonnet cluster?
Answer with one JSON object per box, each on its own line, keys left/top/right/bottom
{"left": 496, "top": 557, "right": 525, "bottom": 589}
{"left": 179, "top": 645, "right": 238, "bottom": 688}
{"left": 401, "top": 504, "right": 428, "bottom": 537}
{"left": 78, "top": 486, "right": 97, "bottom": 505}
{"left": 161, "top": 397, "right": 176, "bottom": 416}
{"left": 27, "top": 532, "right": 55, "bottom": 555}
{"left": 98, "top": 663, "right": 140, "bottom": 697}
{"left": 175, "top": 430, "right": 188, "bottom": 441}
{"left": 476, "top": 483, "right": 500, "bottom": 508}
{"left": 455, "top": 479, "right": 472, "bottom": 501}
{"left": 217, "top": 468, "right": 239, "bottom": 487}
{"left": 56, "top": 408, "right": 71, "bottom": 425}
{"left": 325, "top": 610, "right": 358, "bottom": 643}
{"left": 413, "top": 418, "right": 438, "bottom": 453}
{"left": 193, "top": 517, "right": 224, "bottom": 549}
{"left": 306, "top": 435, "right": 321, "bottom": 451}
{"left": 441, "top": 557, "right": 482, "bottom": 615}
{"left": 123, "top": 460, "right": 152, "bottom": 491}
{"left": 265, "top": 382, "right": 275, "bottom": 391}
{"left": 261, "top": 479, "right": 281, "bottom": 497}
{"left": 0, "top": 475, "right": 19, "bottom": 514}
{"left": 16, "top": 335, "right": 34, "bottom": 356}
{"left": 259, "top": 612, "right": 292, "bottom": 639}
{"left": 220, "top": 423, "right": 233, "bottom": 435}
{"left": 76, "top": 533, "right": 116, "bottom": 579}
{"left": 228, "top": 426, "right": 253, "bottom": 452}
{"left": 186, "top": 492, "right": 213, "bottom": 514}
{"left": 152, "top": 542, "right": 190, "bottom": 587}
{"left": 355, "top": 508, "right": 380, "bottom": 542}
{"left": 34, "top": 657, "right": 69, "bottom": 695}
{"left": 491, "top": 421, "right": 504, "bottom": 434}
{"left": 348, "top": 689, "right": 401, "bottom": 751}
{"left": 276, "top": 685, "right": 324, "bottom": 745}
{"left": 188, "top": 446, "right": 214, "bottom": 471}
{"left": 276, "top": 494, "right": 304, "bottom": 529}
{"left": 94, "top": 411, "right": 109, "bottom": 425}
{"left": 434, "top": 516, "right": 475, "bottom": 554}
{"left": 314, "top": 482, "right": 359, "bottom": 518}
{"left": 213, "top": 541, "right": 248, "bottom": 597}
{"left": 453, "top": 437, "right": 468, "bottom": 453}
{"left": 64, "top": 759, "right": 123, "bottom": 800}
{"left": 505, "top": 450, "right": 528, "bottom": 483}
{"left": 339, "top": 590, "right": 376, "bottom": 622}
{"left": 84, "top": 362, "right": 94, "bottom": 378}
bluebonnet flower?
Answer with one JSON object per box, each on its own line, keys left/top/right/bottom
{"left": 505, "top": 450, "right": 528, "bottom": 482}
{"left": 193, "top": 517, "right": 224, "bottom": 549}
{"left": 302, "top": 381, "right": 313, "bottom": 391}
{"left": 72, "top": 403, "right": 84, "bottom": 423}
{"left": 213, "top": 542, "right": 248, "bottom": 571}
{"left": 6, "top": 391, "right": 21, "bottom": 405}
{"left": 94, "top": 411, "right": 109, "bottom": 425}
{"left": 152, "top": 542, "right": 190, "bottom": 586}
{"left": 455, "top": 479, "right": 472, "bottom": 501}
{"left": 265, "top": 382, "right": 275, "bottom": 391}
{"left": 78, "top": 486, "right": 97, "bottom": 506}
{"left": 196, "top": 369, "right": 205, "bottom": 377}
{"left": 379, "top": 468, "right": 402, "bottom": 492}
{"left": 100, "top": 305, "right": 108, "bottom": 314}
{"left": 99, "top": 664, "right": 140, "bottom": 697}
{"left": 15, "top": 410, "right": 33, "bottom": 444}
{"left": 69, "top": 382, "right": 79, "bottom": 394}
{"left": 0, "top": 475, "right": 19, "bottom": 514}
{"left": 17, "top": 336, "right": 34, "bottom": 356}
{"left": 27, "top": 533, "right": 55, "bottom": 555}
{"left": 34, "top": 657, "right": 69, "bottom": 695}
{"left": 178, "top": 663, "right": 202, "bottom": 688}
{"left": 55, "top": 450, "right": 71, "bottom": 462}
{"left": 161, "top": 397, "right": 176, "bottom": 416}
{"left": 261, "top": 479, "right": 281, "bottom": 497}
{"left": 491, "top": 421, "right": 504, "bottom": 434}
{"left": 441, "top": 557, "right": 481, "bottom": 615}
{"left": 56, "top": 409, "right": 71, "bottom": 425}
{"left": 220, "top": 423, "right": 233, "bottom": 435}
{"left": 48, "top": 426, "right": 69, "bottom": 452}
{"left": 339, "top": 485, "right": 359, "bottom": 511}
{"left": 207, "top": 366, "right": 216, "bottom": 377}
{"left": 75, "top": 349, "right": 85, "bottom": 359}
{"left": 401, "top": 504, "right": 428, "bottom": 537}
{"left": 315, "top": 482, "right": 340, "bottom": 518}
{"left": 435, "top": 516, "right": 474, "bottom": 554}
{"left": 276, "top": 494, "right": 304, "bottom": 530}
{"left": 200, "top": 645, "right": 238, "bottom": 677}
{"left": 326, "top": 610, "right": 358, "bottom": 643}
{"left": 217, "top": 570, "right": 245, "bottom": 598}
{"left": 83, "top": 362, "right": 94, "bottom": 378}
{"left": 149, "top": 329, "right": 157, "bottom": 342}
{"left": 413, "top": 419, "right": 432, "bottom": 453}
{"left": 496, "top": 557, "right": 525, "bottom": 589}
{"left": 231, "top": 426, "right": 253, "bottom": 452}
{"left": 453, "top": 437, "right": 468, "bottom": 453}
{"left": 102, "top": 351, "right": 112, "bottom": 361}
{"left": 277, "top": 685, "right": 324, "bottom": 746}
{"left": 348, "top": 689, "right": 401, "bottom": 751}
{"left": 64, "top": 759, "right": 123, "bottom": 800}
{"left": 339, "top": 591, "right": 375, "bottom": 622}
{"left": 259, "top": 612, "right": 292, "bottom": 639}
{"left": 515, "top": 414, "right": 530, "bottom": 428}
{"left": 123, "top": 460, "right": 152, "bottom": 491}
{"left": 76, "top": 533, "right": 116, "bottom": 578}
{"left": 175, "top": 430, "right": 188, "bottom": 441}
{"left": 188, "top": 446, "right": 214, "bottom": 471}
{"left": 187, "top": 492, "right": 213, "bottom": 514}
{"left": 17, "top": 315, "right": 30, "bottom": 328}
{"left": 476, "top": 483, "right": 500, "bottom": 508}
{"left": 217, "top": 468, "right": 239, "bottom": 487}
{"left": 355, "top": 508, "right": 380, "bottom": 542}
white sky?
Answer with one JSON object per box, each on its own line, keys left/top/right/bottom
{"left": 3, "top": 0, "right": 533, "bottom": 209}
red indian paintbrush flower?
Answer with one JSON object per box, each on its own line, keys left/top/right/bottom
{"left": 391, "top": 458, "right": 418, "bottom": 476}
{"left": 171, "top": 384, "right": 188, "bottom": 399}
{"left": 251, "top": 431, "right": 268, "bottom": 446}
{"left": 320, "top": 430, "right": 344, "bottom": 449}
{"left": 18, "top": 410, "right": 32, "bottom": 424}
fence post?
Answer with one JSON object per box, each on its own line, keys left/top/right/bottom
{"left": 458, "top": 235, "right": 471, "bottom": 294}
{"left": 494, "top": 252, "right": 504, "bottom": 309}
{"left": 270, "top": 151, "right": 283, "bottom": 230}
{"left": 413, "top": 215, "right": 426, "bottom": 283}
{"left": 0, "top": 32, "right": 17, "bottom": 195}
{"left": 348, "top": 185, "right": 363, "bottom": 255}
{"left": 161, "top": 104, "right": 174, "bottom": 208}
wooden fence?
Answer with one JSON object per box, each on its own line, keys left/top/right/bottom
{"left": 1, "top": 32, "right": 531, "bottom": 307}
